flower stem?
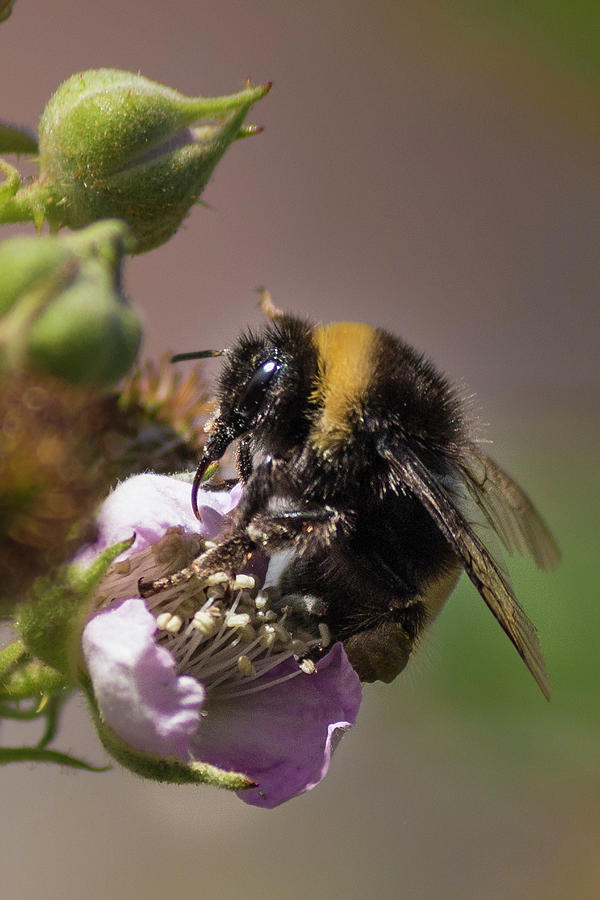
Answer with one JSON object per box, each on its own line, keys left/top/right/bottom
{"left": 0, "top": 177, "right": 56, "bottom": 229}
{"left": 0, "top": 639, "right": 28, "bottom": 679}
{"left": 0, "top": 155, "right": 20, "bottom": 202}
{"left": 0, "top": 746, "right": 110, "bottom": 771}
{"left": 37, "top": 693, "right": 66, "bottom": 748}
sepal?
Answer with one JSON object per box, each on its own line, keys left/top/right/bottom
{"left": 88, "top": 688, "right": 255, "bottom": 791}
{"left": 15, "top": 536, "right": 134, "bottom": 681}
{"left": 0, "top": 641, "right": 67, "bottom": 699}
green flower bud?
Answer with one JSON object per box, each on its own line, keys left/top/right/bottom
{"left": 36, "top": 68, "right": 271, "bottom": 252}
{"left": 0, "top": 236, "right": 70, "bottom": 318}
{"left": 27, "top": 256, "right": 141, "bottom": 385}
{"left": 0, "top": 220, "right": 141, "bottom": 386}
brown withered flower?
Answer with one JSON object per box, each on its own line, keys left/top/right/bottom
{"left": 0, "top": 372, "right": 111, "bottom": 609}
{"left": 101, "top": 354, "right": 215, "bottom": 481}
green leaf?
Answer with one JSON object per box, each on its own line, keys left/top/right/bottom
{"left": 0, "top": 122, "right": 38, "bottom": 155}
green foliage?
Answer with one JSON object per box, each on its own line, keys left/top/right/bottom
{"left": 450, "top": 0, "right": 600, "bottom": 81}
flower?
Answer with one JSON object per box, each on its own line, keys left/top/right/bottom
{"left": 79, "top": 473, "right": 362, "bottom": 807}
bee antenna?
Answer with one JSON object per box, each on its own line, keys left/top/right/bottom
{"left": 257, "top": 288, "right": 285, "bottom": 320}
{"left": 170, "top": 349, "right": 229, "bottom": 363}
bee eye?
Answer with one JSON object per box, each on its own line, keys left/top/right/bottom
{"left": 236, "top": 358, "right": 282, "bottom": 420}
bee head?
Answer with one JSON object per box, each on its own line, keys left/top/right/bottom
{"left": 202, "top": 315, "right": 316, "bottom": 466}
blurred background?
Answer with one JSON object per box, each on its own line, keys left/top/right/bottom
{"left": 1, "top": 1, "right": 598, "bottom": 897}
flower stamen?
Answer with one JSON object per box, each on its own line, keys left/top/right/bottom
{"left": 153, "top": 582, "right": 324, "bottom": 700}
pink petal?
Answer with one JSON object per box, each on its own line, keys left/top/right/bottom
{"left": 75, "top": 473, "right": 240, "bottom": 567}
{"left": 191, "top": 643, "right": 362, "bottom": 808}
{"left": 82, "top": 599, "right": 205, "bottom": 760}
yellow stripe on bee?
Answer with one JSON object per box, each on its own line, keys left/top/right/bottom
{"left": 309, "top": 322, "right": 377, "bottom": 454}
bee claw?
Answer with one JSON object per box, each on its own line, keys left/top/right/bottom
{"left": 138, "top": 576, "right": 155, "bottom": 598}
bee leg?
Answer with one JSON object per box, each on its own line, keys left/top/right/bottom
{"left": 235, "top": 455, "right": 294, "bottom": 524}
{"left": 246, "top": 506, "right": 351, "bottom": 552}
{"left": 236, "top": 434, "right": 253, "bottom": 482}
{"left": 138, "top": 531, "right": 256, "bottom": 598}
{"left": 343, "top": 620, "right": 415, "bottom": 683}
{"left": 333, "top": 555, "right": 426, "bottom": 683}
{"left": 343, "top": 581, "right": 426, "bottom": 682}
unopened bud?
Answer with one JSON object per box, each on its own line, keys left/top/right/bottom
{"left": 37, "top": 68, "right": 271, "bottom": 252}
{"left": 0, "top": 220, "right": 141, "bottom": 386}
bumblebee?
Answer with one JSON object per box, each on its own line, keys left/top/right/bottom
{"left": 141, "top": 311, "right": 559, "bottom": 696}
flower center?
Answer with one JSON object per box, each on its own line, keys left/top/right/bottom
{"left": 95, "top": 526, "right": 330, "bottom": 700}
{"left": 146, "top": 574, "right": 328, "bottom": 699}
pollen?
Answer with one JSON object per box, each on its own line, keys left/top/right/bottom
{"left": 237, "top": 655, "right": 256, "bottom": 677}
{"left": 145, "top": 578, "right": 325, "bottom": 700}
{"left": 156, "top": 612, "right": 183, "bottom": 633}
{"left": 299, "top": 658, "right": 316, "bottom": 675}
{"left": 96, "top": 527, "right": 332, "bottom": 700}
{"left": 232, "top": 574, "right": 255, "bottom": 590}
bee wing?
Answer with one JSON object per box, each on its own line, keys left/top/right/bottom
{"left": 459, "top": 444, "right": 560, "bottom": 571}
{"left": 381, "top": 446, "right": 551, "bottom": 700}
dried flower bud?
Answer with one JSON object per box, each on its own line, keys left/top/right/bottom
{"left": 0, "top": 372, "right": 114, "bottom": 606}
{"left": 36, "top": 68, "right": 271, "bottom": 252}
